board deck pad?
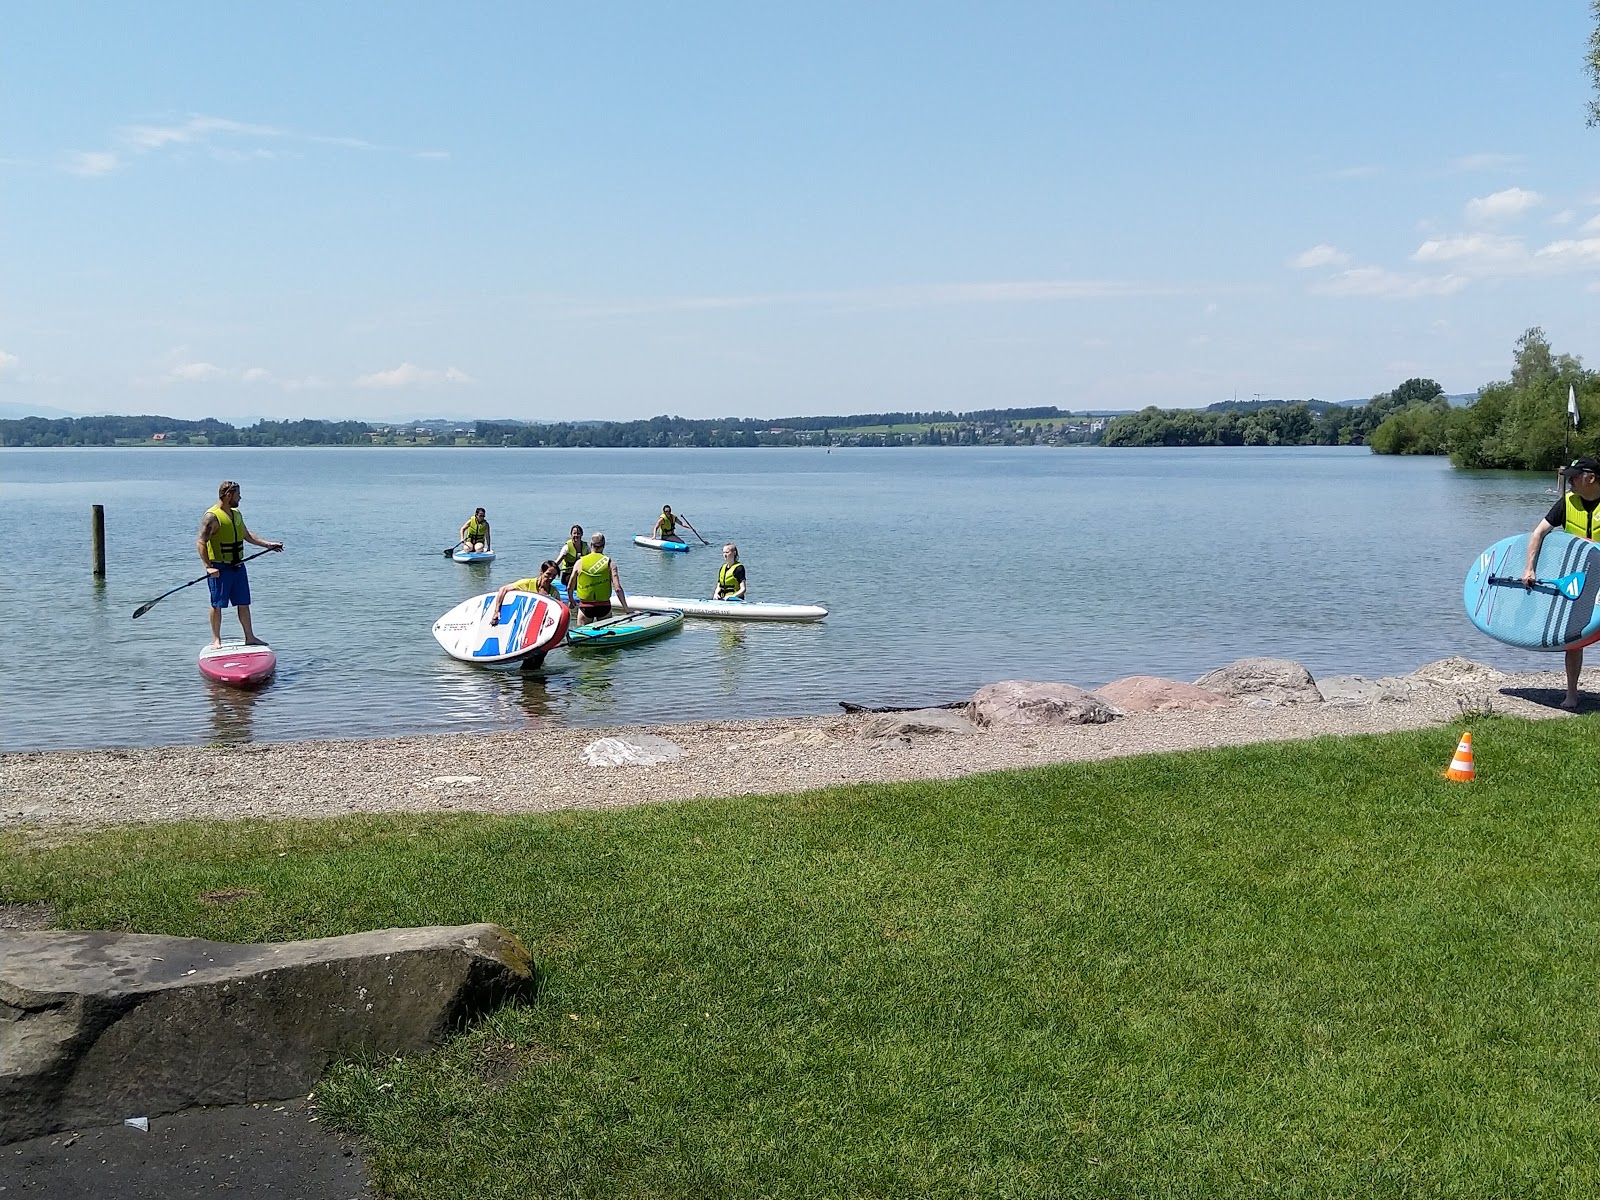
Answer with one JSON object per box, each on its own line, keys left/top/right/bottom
{"left": 432, "top": 591, "right": 570, "bottom": 664}
{"left": 1464, "top": 531, "right": 1600, "bottom": 651}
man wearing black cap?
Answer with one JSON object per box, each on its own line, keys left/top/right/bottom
{"left": 1523, "top": 456, "right": 1600, "bottom": 709}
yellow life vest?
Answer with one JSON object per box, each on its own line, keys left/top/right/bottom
{"left": 574, "top": 552, "right": 612, "bottom": 603}
{"left": 205, "top": 504, "right": 245, "bottom": 564}
{"left": 717, "top": 561, "right": 743, "bottom": 598}
{"left": 557, "top": 537, "right": 588, "bottom": 570}
{"left": 1564, "top": 493, "right": 1599, "bottom": 540}
{"left": 655, "top": 513, "right": 677, "bottom": 539}
{"left": 464, "top": 516, "right": 488, "bottom": 539}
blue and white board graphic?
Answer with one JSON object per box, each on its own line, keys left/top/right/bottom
{"left": 1463, "top": 531, "right": 1600, "bottom": 651}
{"left": 432, "top": 591, "right": 569, "bottom": 665}
{"left": 632, "top": 535, "right": 690, "bottom": 553}
{"left": 451, "top": 549, "right": 496, "bottom": 564}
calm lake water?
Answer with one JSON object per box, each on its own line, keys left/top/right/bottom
{"left": 0, "top": 445, "right": 1562, "bottom": 752}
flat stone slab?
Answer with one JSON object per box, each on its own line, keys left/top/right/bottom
{"left": 970, "top": 681, "right": 1121, "bottom": 728}
{"left": 1, "top": 923, "right": 533, "bottom": 1145}
{"left": 1193, "top": 657, "right": 1323, "bottom": 706}
{"left": 1093, "top": 676, "right": 1235, "bottom": 713}
{"left": 859, "top": 708, "right": 979, "bottom": 739}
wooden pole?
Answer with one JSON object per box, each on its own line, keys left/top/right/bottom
{"left": 91, "top": 504, "right": 106, "bottom": 577}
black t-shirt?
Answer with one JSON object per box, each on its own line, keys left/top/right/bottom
{"left": 1546, "top": 494, "right": 1600, "bottom": 537}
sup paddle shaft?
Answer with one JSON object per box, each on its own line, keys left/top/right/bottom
{"left": 678, "top": 519, "right": 709, "bottom": 545}
{"left": 131, "top": 548, "right": 277, "bottom": 620}
{"left": 1487, "top": 571, "right": 1587, "bottom": 599}
{"left": 443, "top": 538, "right": 465, "bottom": 557}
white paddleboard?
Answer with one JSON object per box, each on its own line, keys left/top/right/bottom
{"left": 617, "top": 593, "right": 828, "bottom": 622}
{"left": 451, "top": 549, "right": 496, "bottom": 563}
{"left": 432, "top": 591, "right": 569, "bottom": 665}
{"left": 632, "top": 535, "right": 691, "bottom": 553}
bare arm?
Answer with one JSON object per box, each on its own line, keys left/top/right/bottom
{"left": 612, "top": 563, "right": 628, "bottom": 612}
{"left": 197, "top": 514, "right": 218, "bottom": 573}
{"left": 1524, "top": 518, "right": 1558, "bottom": 583}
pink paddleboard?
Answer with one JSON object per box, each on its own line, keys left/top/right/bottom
{"left": 198, "top": 642, "right": 277, "bottom": 688}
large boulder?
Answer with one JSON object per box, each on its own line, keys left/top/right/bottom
{"left": 859, "top": 708, "right": 978, "bottom": 740}
{"left": 969, "top": 681, "right": 1120, "bottom": 728}
{"left": 1, "top": 923, "right": 534, "bottom": 1145}
{"left": 1094, "top": 676, "right": 1235, "bottom": 713}
{"left": 1193, "top": 657, "right": 1323, "bottom": 706}
{"left": 1410, "top": 657, "right": 1508, "bottom": 687}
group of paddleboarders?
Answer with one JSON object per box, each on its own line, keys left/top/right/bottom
{"left": 1523, "top": 456, "right": 1600, "bottom": 710}
{"left": 197, "top": 480, "right": 284, "bottom": 648}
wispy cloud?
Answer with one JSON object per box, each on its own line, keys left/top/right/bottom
{"left": 1289, "top": 244, "right": 1349, "bottom": 270}
{"left": 165, "top": 361, "right": 228, "bottom": 383}
{"left": 1450, "top": 152, "right": 1522, "bottom": 172}
{"left": 61, "top": 151, "right": 119, "bottom": 177}
{"left": 355, "top": 363, "right": 473, "bottom": 388}
{"left": 1311, "top": 267, "right": 1469, "bottom": 299}
{"left": 1412, "top": 233, "right": 1529, "bottom": 270}
{"left": 0, "top": 350, "right": 18, "bottom": 374}
{"left": 159, "top": 358, "right": 327, "bottom": 390}
{"left": 1465, "top": 187, "right": 1541, "bottom": 224}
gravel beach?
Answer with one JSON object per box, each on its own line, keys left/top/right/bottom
{"left": 2, "top": 660, "right": 1590, "bottom": 830}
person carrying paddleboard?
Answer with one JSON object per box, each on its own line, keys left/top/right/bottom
{"left": 654, "top": 505, "right": 700, "bottom": 545}
{"left": 554, "top": 525, "right": 588, "bottom": 578}
{"left": 489, "top": 561, "right": 562, "bottom": 626}
{"left": 567, "top": 532, "right": 630, "bottom": 624}
{"left": 1523, "top": 455, "right": 1600, "bottom": 710}
{"left": 460, "top": 508, "right": 491, "bottom": 553}
{"left": 197, "top": 480, "right": 283, "bottom": 648}
{"left": 715, "top": 543, "right": 747, "bottom": 600}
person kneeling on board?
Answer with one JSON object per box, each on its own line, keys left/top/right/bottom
{"left": 489, "top": 561, "right": 562, "bottom": 626}
{"left": 1523, "top": 455, "right": 1600, "bottom": 710}
{"left": 567, "top": 532, "right": 630, "bottom": 624}
{"left": 460, "top": 508, "right": 491, "bottom": 553}
{"left": 554, "top": 524, "right": 588, "bottom": 580}
{"left": 715, "top": 543, "right": 747, "bottom": 600}
{"left": 198, "top": 480, "right": 283, "bottom": 648}
{"left": 655, "top": 504, "right": 701, "bottom": 544}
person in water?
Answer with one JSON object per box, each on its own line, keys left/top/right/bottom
{"left": 196, "top": 480, "right": 284, "bottom": 648}
{"left": 554, "top": 525, "right": 588, "bottom": 579}
{"left": 489, "top": 561, "right": 562, "bottom": 626}
{"left": 1522, "top": 455, "right": 1600, "bottom": 710}
{"left": 654, "top": 504, "right": 701, "bottom": 544}
{"left": 459, "top": 508, "right": 491, "bottom": 553}
{"left": 715, "top": 543, "right": 747, "bottom": 600}
{"left": 567, "top": 532, "right": 630, "bottom": 624}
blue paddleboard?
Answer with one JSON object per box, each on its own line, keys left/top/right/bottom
{"left": 1463, "top": 531, "right": 1600, "bottom": 651}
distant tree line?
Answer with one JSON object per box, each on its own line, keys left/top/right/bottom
{"left": 0, "top": 414, "right": 372, "bottom": 447}
{"left": 1102, "top": 382, "right": 1441, "bottom": 448}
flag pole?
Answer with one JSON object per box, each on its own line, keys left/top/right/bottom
{"left": 1564, "top": 384, "right": 1579, "bottom": 497}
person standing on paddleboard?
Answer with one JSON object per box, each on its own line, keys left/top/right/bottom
{"left": 460, "top": 508, "right": 491, "bottom": 553}
{"left": 197, "top": 481, "right": 283, "bottom": 648}
{"left": 715, "top": 544, "right": 747, "bottom": 600}
{"left": 1523, "top": 455, "right": 1600, "bottom": 710}
{"left": 655, "top": 505, "right": 701, "bottom": 545}
{"left": 567, "top": 532, "right": 630, "bottom": 624}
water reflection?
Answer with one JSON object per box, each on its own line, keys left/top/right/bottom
{"left": 205, "top": 682, "right": 261, "bottom": 744}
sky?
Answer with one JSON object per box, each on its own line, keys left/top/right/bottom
{"left": 4, "top": 2, "right": 1600, "bottom": 423}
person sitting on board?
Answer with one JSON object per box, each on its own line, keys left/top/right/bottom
{"left": 1522, "top": 455, "right": 1600, "bottom": 710}
{"left": 554, "top": 525, "right": 588, "bottom": 580}
{"left": 459, "top": 508, "right": 491, "bottom": 553}
{"left": 567, "top": 532, "right": 630, "bottom": 625}
{"left": 489, "top": 561, "right": 562, "bottom": 626}
{"left": 654, "top": 505, "right": 702, "bottom": 545}
{"left": 197, "top": 480, "right": 283, "bottom": 648}
{"left": 715, "top": 543, "right": 747, "bottom": 600}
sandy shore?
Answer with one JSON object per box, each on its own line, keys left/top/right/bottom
{"left": 2, "top": 660, "right": 1589, "bottom": 831}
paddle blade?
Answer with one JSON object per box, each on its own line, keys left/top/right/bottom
{"left": 131, "top": 600, "right": 155, "bottom": 620}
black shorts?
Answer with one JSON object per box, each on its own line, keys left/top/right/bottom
{"left": 577, "top": 601, "right": 612, "bottom": 621}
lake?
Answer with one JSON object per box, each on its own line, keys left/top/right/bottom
{"left": 0, "top": 445, "right": 1560, "bottom": 752}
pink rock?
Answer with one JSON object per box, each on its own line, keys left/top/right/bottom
{"left": 1093, "top": 676, "right": 1235, "bottom": 713}
{"left": 969, "top": 680, "right": 1119, "bottom": 728}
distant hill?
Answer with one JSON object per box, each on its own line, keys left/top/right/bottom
{"left": 1204, "top": 399, "right": 1345, "bottom": 415}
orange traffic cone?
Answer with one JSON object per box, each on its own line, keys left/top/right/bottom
{"left": 1444, "top": 731, "right": 1475, "bottom": 781}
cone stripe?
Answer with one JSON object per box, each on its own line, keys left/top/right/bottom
{"left": 1444, "top": 731, "right": 1475, "bottom": 781}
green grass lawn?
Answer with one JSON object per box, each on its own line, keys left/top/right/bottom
{"left": 5, "top": 717, "right": 1600, "bottom": 1198}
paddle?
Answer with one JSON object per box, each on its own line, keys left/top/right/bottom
{"left": 442, "top": 538, "right": 465, "bottom": 558}
{"left": 677, "top": 518, "right": 710, "bottom": 546}
{"left": 131, "top": 548, "right": 278, "bottom": 620}
{"left": 1487, "top": 571, "right": 1588, "bottom": 600}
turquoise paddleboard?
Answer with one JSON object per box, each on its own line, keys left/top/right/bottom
{"left": 566, "top": 608, "right": 684, "bottom": 649}
{"left": 1464, "top": 531, "right": 1600, "bottom": 651}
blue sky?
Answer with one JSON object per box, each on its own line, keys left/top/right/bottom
{"left": 4, "top": 2, "right": 1600, "bottom": 422}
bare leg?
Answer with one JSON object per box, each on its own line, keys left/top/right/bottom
{"left": 208, "top": 606, "right": 222, "bottom": 648}
{"left": 1562, "top": 648, "right": 1583, "bottom": 710}
{"left": 237, "top": 604, "right": 263, "bottom": 646}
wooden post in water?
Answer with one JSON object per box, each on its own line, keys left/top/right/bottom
{"left": 91, "top": 504, "right": 106, "bottom": 577}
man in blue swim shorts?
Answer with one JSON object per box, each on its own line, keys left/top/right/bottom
{"left": 196, "top": 480, "right": 284, "bottom": 647}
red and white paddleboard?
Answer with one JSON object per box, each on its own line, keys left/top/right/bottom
{"left": 198, "top": 642, "right": 277, "bottom": 688}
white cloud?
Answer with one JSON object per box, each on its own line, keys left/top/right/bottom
{"left": 240, "top": 367, "right": 271, "bottom": 384}
{"left": 0, "top": 350, "right": 18, "bottom": 373}
{"left": 1551, "top": 209, "right": 1576, "bottom": 226}
{"left": 1451, "top": 153, "right": 1522, "bottom": 172}
{"left": 1465, "top": 187, "right": 1541, "bottom": 224}
{"left": 1412, "top": 233, "right": 1529, "bottom": 271}
{"left": 1579, "top": 214, "right": 1600, "bottom": 236}
{"left": 122, "top": 115, "right": 284, "bottom": 150}
{"left": 355, "top": 362, "right": 474, "bottom": 388}
{"left": 62, "top": 151, "right": 119, "bottom": 177}
{"left": 1289, "top": 244, "right": 1349, "bottom": 270}
{"left": 1534, "top": 238, "right": 1600, "bottom": 269}
{"left": 165, "top": 361, "right": 226, "bottom": 382}
{"left": 1312, "top": 267, "right": 1469, "bottom": 299}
